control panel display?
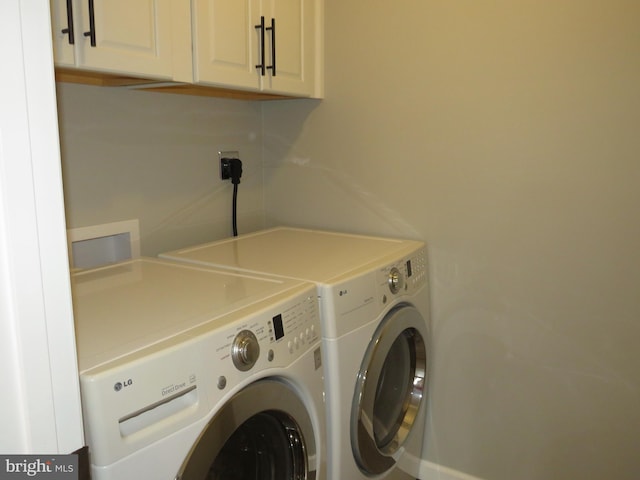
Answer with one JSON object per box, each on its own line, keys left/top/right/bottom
{"left": 272, "top": 314, "right": 285, "bottom": 340}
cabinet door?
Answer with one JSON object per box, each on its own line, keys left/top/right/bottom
{"left": 51, "top": 0, "right": 184, "bottom": 80}
{"left": 193, "top": 0, "right": 261, "bottom": 90}
{"left": 79, "top": 0, "right": 177, "bottom": 78}
{"left": 262, "top": 0, "right": 316, "bottom": 96}
{"left": 50, "top": 0, "right": 77, "bottom": 66}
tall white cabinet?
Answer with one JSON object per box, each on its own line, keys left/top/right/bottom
{"left": 1, "top": 0, "right": 84, "bottom": 455}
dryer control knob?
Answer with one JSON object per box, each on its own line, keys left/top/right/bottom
{"left": 388, "top": 267, "right": 404, "bottom": 294}
{"left": 232, "top": 330, "right": 260, "bottom": 371}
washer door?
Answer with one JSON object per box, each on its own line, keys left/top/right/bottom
{"left": 176, "top": 379, "right": 316, "bottom": 480}
{"left": 351, "top": 305, "right": 428, "bottom": 476}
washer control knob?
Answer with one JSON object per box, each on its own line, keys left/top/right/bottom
{"left": 232, "top": 330, "right": 260, "bottom": 371}
{"left": 388, "top": 267, "right": 404, "bottom": 294}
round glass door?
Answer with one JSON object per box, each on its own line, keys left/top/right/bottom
{"left": 177, "top": 379, "right": 316, "bottom": 480}
{"left": 351, "top": 305, "right": 428, "bottom": 476}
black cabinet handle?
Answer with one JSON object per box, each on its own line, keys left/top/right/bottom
{"left": 61, "top": 0, "right": 75, "bottom": 44}
{"left": 83, "top": 0, "right": 96, "bottom": 47}
{"left": 255, "top": 16, "right": 266, "bottom": 76}
{"left": 266, "top": 18, "right": 276, "bottom": 76}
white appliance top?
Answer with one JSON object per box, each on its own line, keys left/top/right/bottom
{"left": 72, "top": 257, "right": 310, "bottom": 373}
{"left": 160, "top": 227, "right": 424, "bottom": 284}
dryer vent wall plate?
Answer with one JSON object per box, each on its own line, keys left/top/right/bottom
{"left": 67, "top": 219, "right": 141, "bottom": 270}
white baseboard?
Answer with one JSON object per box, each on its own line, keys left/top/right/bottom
{"left": 418, "top": 460, "right": 485, "bottom": 480}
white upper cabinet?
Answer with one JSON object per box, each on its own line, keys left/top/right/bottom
{"left": 263, "top": 0, "right": 316, "bottom": 96}
{"left": 50, "top": 0, "right": 76, "bottom": 66}
{"left": 50, "top": 0, "right": 323, "bottom": 97}
{"left": 192, "top": 0, "right": 321, "bottom": 97}
{"left": 50, "top": 0, "right": 192, "bottom": 81}
{"left": 191, "top": 0, "right": 258, "bottom": 91}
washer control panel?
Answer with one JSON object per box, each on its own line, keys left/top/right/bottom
{"left": 215, "top": 287, "right": 320, "bottom": 374}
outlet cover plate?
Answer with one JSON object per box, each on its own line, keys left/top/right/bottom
{"left": 219, "top": 151, "right": 239, "bottom": 180}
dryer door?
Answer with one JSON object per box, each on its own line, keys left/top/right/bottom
{"left": 351, "top": 305, "right": 428, "bottom": 476}
{"left": 176, "top": 379, "right": 317, "bottom": 480}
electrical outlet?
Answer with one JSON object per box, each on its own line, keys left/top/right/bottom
{"left": 219, "top": 151, "right": 239, "bottom": 180}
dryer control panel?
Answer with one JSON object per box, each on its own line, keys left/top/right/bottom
{"left": 325, "top": 244, "right": 428, "bottom": 339}
{"left": 378, "top": 245, "right": 428, "bottom": 303}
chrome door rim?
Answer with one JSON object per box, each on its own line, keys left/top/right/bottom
{"left": 176, "top": 378, "right": 316, "bottom": 480}
{"left": 351, "top": 305, "right": 428, "bottom": 475}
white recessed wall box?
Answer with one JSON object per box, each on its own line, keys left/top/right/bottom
{"left": 67, "top": 219, "right": 140, "bottom": 270}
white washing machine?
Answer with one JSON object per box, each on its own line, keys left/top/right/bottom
{"left": 160, "top": 227, "right": 430, "bottom": 480}
{"left": 72, "top": 257, "right": 326, "bottom": 480}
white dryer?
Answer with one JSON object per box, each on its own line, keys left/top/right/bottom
{"left": 72, "top": 257, "right": 326, "bottom": 480}
{"left": 160, "top": 227, "right": 430, "bottom": 480}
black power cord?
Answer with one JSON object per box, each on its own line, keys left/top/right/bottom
{"left": 221, "top": 158, "right": 243, "bottom": 236}
{"left": 232, "top": 182, "right": 239, "bottom": 237}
